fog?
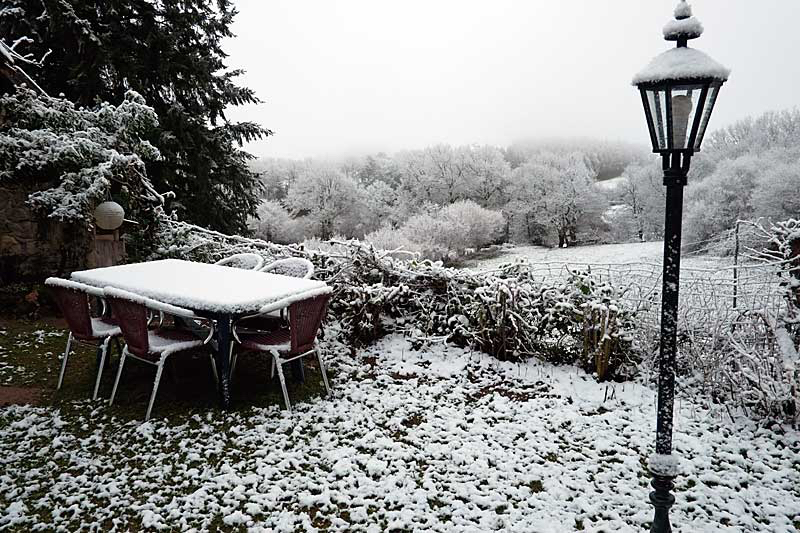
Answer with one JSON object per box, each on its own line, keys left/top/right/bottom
{"left": 223, "top": 0, "right": 800, "bottom": 159}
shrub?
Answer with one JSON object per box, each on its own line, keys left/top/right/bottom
{"left": 439, "top": 200, "right": 505, "bottom": 250}
{"left": 532, "top": 270, "right": 638, "bottom": 379}
{"left": 399, "top": 213, "right": 457, "bottom": 261}
{"left": 396, "top": 201, "right": 504, "bottom": 261}
{"left": 363, "top": 227, "right": 420, "bottom": 259}
{"left": 249, "top": 200, "right": 303, "bottom": 244}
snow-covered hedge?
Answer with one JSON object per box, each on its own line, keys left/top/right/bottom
{"left": 765, "top": 218, "right": 800, "bottom": 313}
{"left": 682, "top": 217, "right": 800, "bottom": 420}
{"left": 146, "top": 217, "right": 637, "bottom": 380}
{"left": 142, "top": 215, "right": 800, "bottom": 417}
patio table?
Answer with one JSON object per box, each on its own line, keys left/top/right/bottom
{"left": 71, "top": 258, "right": 329, "bottom": 408}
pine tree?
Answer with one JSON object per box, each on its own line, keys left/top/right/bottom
{"left": 0, "top": 0, "right": 271, "bottom": 234}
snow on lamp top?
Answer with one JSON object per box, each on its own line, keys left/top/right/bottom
{"left": 663, "top": 1, "right": 703, "bottom": 41}
{"left": 632, "top": 1, "right": 729, "bottom": 85}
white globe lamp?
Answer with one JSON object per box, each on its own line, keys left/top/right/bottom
{"left": 94, "top": 201, "right": 125, "bottom": 230}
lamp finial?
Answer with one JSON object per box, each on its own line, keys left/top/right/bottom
{"left": 664, "top": 1, "right": 703, "bottom": 45}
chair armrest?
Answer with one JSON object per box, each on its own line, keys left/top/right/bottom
{"left": 146, "top": 311, "right": 165, "bottom": 328}
{"left": 198, "top": 317, "right": 216, "bottom": 345}
{"left": 104, "top": 287, "right": 198, "bottom": 319}
{"left": 257, "top": 286, "right": 332, "bottom": 315}
{"left": 230, "top": 311, "right": 281, "bottom": 344}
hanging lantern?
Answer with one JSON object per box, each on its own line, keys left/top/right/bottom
{"left": 94, "top": 201, "right": 125, "bottom": 230}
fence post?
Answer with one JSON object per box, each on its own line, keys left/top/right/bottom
{"left": 733, "top": 221, "right": 740, "bottom": 311}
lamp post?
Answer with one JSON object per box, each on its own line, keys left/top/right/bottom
{"left": 632, "top": 2, "right": 729, "bottom": 532}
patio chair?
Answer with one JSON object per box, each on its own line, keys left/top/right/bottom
{"left": 242, "top": 257, "right": 316, "bottom": 330}
{"left": 214, "top": 253, "right": 265, "bottom": 271}
{"left": 231, "top": 293, "right": 331, "bottom": 411}
{"left": 104, "top": 287, "right": 216, "bottom": 421}
{"left": 258, "top": 257, "right": 315, "bottom": 279}
{"left": 45, "top": 277, "right": 122, "bottom": 400}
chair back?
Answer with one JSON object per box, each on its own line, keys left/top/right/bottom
{"left": 261, "top": 257, "right": 315, "bottom": 279}
{"left": 288, "top": 293, "right": 330, "bottom": 354}
{"left": 215, "top": 253, "right": 265, "bottom": 271}
{"left": 106, "top": 294, "right": 150, "bottom": 357}
{"left": 46, "top": 278, "right": 93, "bottom": 340}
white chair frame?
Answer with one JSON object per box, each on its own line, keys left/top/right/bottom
{"left": 214, "top": 253, "right": 265, "bottom": 271}
{"left": 105, "top": 287, "right": 216, "bottom": 421}
{"left": 230, "top": 292, "right": 332, "bottom": 411}
{"left": 46, "top": 277, "right": 122, "bottom": 400}
{"left": 258, "top": 257, "right": 315, "bottom": 279}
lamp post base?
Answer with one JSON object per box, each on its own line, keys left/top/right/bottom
{"left": 649, "top": 473, "right": 676, "bottom": 533}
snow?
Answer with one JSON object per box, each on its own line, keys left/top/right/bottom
{"left": 775, "top": 327, "right": 798, "bottom": 370}
{"left": 147, "top": 332, "right": 204, "bottom": 354}
{"left": 0, "top": 334, "right": 797, "bottom": 531}
{"left": 632, "top": 47, "right": 730, "bottom": 85}
{"left": 72, "top": 259, "right": 330, "bottom": 315}
{"left": 648, "top": 453, "right": 681, "bottom": 477}
{"left": 470, "top": 241, "right": 735, "bottom": 273}
{"left": 45, "top": 277, "right": 106, "bottom": 299}
{"left": 663, "top": 16, "right": 703, "bottom": 40}
{"left": 595, "top": 176, "right": 627, "bottom": 191}
{"left": 674, "top": 2, "right": 693, "bottom": 19}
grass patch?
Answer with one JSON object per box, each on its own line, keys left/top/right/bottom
{"left": 526, "top": 479, "right": 545, "bottom": 493}
{"left": 0, "top": 315, "right": 331, "bottom": 421}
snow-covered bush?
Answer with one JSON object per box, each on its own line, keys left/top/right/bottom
{"left": 0, "top": 87, "right": 163, "bottom": 225}
{"left": 398, "top": 213, "right": 456, "bottom": 261}
{"left": 534, "top": 270, "right": 638, "bottom": 379}
{"left": 671, "top": 217, "right": 800, "bottom": 420}
{"left": 764, "top": 218, "right": 800, "bottom": 319}
{"left": 363, "top": 226, "right": 420, "bottom": 259}
{"left": 440, "top": 200, "right": 505, "bottom": 250}
{"left": 142, "top": 214, "right": 798, "bottom": 417}
{"left": 392, "top": 201, "right": 504, "bottom": 261}
{"left": 249, "top": 200, "right": 309, "bottom": 244}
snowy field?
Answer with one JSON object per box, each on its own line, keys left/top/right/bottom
{"left": 470, "top": 241, "right": 733, "bottom": 272}
{"left": 1, "top": 334, "right": 797, "bottom": 532}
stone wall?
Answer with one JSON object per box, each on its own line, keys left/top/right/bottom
{"left": 0, "top": 182, "right": 94, "bottom": 284}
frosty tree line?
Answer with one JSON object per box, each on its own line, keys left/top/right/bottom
{"left": 249, "top": 109, "right": 800, "bottom": 261}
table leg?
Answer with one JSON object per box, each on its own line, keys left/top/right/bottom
{"left": 215, "top": 315, "right": 232, "bottom": 409}
{"left": 290, "top": 359, "right": 305, "bottom": 383}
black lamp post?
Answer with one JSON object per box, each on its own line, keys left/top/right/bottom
{"left": 632, "top": 2, "right": 729, "bottom": 532}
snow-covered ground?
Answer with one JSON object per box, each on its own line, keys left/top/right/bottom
{"left": 472, "top": 241, "right": 732, "bottom": 272}
{"left": 1, "top": 335, "right": 797, "bottom": 532}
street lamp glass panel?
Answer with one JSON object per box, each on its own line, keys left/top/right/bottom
{"left": 640, "top": 80, "right": 721, "bottom": 153}
{"left": 668, "top": 82, "right": 705, "bottom": 150}
{"left": 693, "top": 83, "right": 720, "bottom": 150}
{"left": 644, "top": 88, "right": 669, "bottom": 151}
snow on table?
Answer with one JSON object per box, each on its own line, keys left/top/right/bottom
{"left": 71, "top": 259, "right": 329, "bottom": 315}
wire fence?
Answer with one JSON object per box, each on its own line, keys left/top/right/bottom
{"left": 514, "top": 257, "right": 792, "bottom": 359}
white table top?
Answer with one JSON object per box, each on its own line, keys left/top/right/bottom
{"left": 72, "top": 259, "right": 330, "bottom": 315}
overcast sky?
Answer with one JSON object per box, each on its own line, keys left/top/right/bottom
{"left": 223, "top": 0, "right": 800, "bottom": 160}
